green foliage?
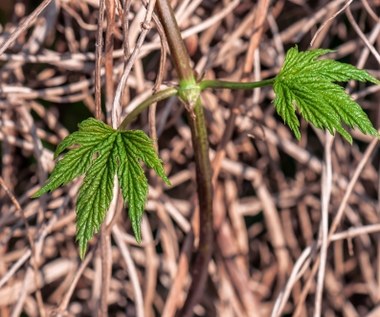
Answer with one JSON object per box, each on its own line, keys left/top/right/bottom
{"left": 32, "top": 46, "right": 380, "bottom": 258}
{"left": 273, "top": 46, "right": 379, "bottom": 143}
{"left": 32, "top": 118, "right": 170, "bottom": 258}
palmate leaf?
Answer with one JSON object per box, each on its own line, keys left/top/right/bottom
{"left": 273, "top": 46, "right": 379, "bottom": 143}
{"left": 33, "top": 118, "right": 170, "bottom": 258}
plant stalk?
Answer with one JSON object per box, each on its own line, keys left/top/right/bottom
{"left": 181, "top": 97, "right": 213, "bottom": 317}
{"left": 154, "top": 0, "right": 196, "bottom": 86}
{"left": 155, "top": 1, "right": 213, "bottom": 316}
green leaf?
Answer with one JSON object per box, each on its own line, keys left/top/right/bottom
{"left": 273, "top": 46, "right": 379, "bottom": 143}
{"left": 32, "top": 118, "right": 114, "bottom": 198}
{"left": 117, "top": 131, "right": 170, "bottom": 241}
{"left": 33, "top": 118, "right": 170, "bottom": 258}
{"left": 76, "top": 133, "right": 117, "bottom": 258}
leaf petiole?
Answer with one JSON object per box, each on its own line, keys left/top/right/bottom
{"left": 199, "top": 77, "right": 275, "bottom": 91}
{"left": 118, "top": 87, "right": 178, "bottom": 130}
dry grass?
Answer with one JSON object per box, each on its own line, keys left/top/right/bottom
{"left": 1, "top": 0, "right": 380, "bottom": 316}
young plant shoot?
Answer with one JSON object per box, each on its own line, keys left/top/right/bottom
{"left": 33, "top": 46, "right": 379, "bottom": 258}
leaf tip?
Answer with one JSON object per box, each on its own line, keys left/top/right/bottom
{"left": 133, "top": 225, "right": 142, "bottom": 244}
{"left": 53, "top": 151, "right": 60, "bottom": 160}
{"left": 135, "top": 234, "right": 142, "bottom": 244}
{"left": 131, "top": 217, "right": 143, "bottom": 244}
{"left": 293, "top": 129, "right": 302, "bottom": 141}
{"left": 31, "top": 188, "right": 45, "bottom": 199}
{"left": 343, "top": 134, "right": 353, "bottom": 145}
{"left": 369, "top": 128, "right": 380, "bottom": 140}
{"left": 78, "top": 240, "right": 88, "bottom": 260}
{"left": 163, "top": 176, "right": 171, "bottom": 186}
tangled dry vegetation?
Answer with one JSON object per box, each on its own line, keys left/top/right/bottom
{"left": 1, "top": 0, "right": 380, "bottom": 316}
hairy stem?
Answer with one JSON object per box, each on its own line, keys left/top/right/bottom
{"left": 154, "top": 1, "right": 213, "bottom": 316}
{"left": 180, "top": 98, "right": 213, "bottom": 317}
{"left": 154, "top": 0, "right": 195, "bottom": 85}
